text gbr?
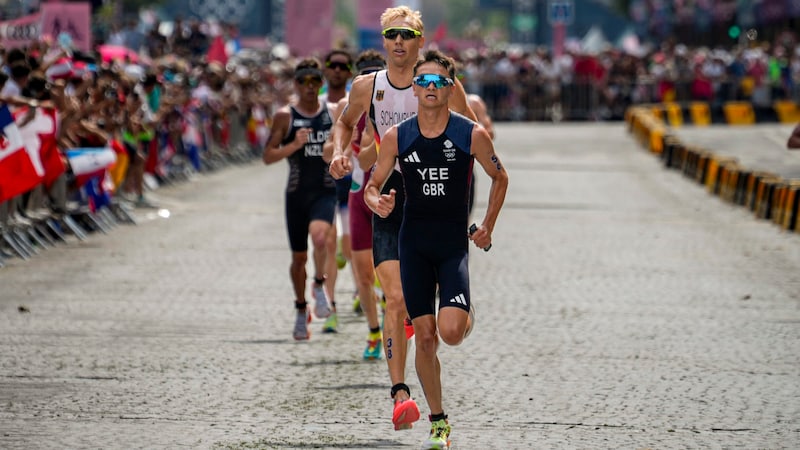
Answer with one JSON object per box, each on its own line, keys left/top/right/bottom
{"left": 418, "top": 167, "right": 447, "bottom": 196}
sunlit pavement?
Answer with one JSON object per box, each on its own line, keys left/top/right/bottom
{"left": 1, "top": 123, "right": 798, "bottom": 449}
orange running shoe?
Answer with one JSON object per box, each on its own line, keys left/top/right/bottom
{"left": 392, "top": 397, "right": 420, "bottom": 430}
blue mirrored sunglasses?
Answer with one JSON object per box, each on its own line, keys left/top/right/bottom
{"left": 413, "top": 74, "right": 454, "bottom": 89}
{"left": 382, "top": 27, "right": 421, "bottom": 40}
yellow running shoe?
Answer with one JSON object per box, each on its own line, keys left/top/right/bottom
{"left": 422, "top": 418, "right": 451, "bottom": 449}
{"left": 363, "top": 331, "right": 382, "bottom": 360}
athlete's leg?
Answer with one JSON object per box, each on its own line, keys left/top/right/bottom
{"left": 290, "top": 250, "right": 308, "bottom": 303}
{"left": 437, "top": 306, "right": 470, "bottom": 346}
{"left": 400, "top": 220, "right": 450, "bottom": 418}
{"left": 350, "top": 189, "right": 380, "bottom": 328}
{"left": 353, "top": 249, "right": 379, "bottom": 329}
{"left": 286, "top": 194, "right": 311, "bottom": 305}
{"left": 436, "top": 254, "right": 471, "bottom": 346}
{"left": 309, "top": 219, "right": 331, "bottom": 281}
{"left": 412, "top": 313, "right": 442, "bottom": 415}
{"left": 374, "top": 219, "right": 411, "bottom": 382}
{"left": 308, "top": 194, "right": 336, "bottom": 283}
{"left": 339, "top": 204, "right": 353, "bottom": 263}
{"left": 323, "top": 221, "right": 338, "bottom": 307}
{"left": 375, "top": 260, "right": 407, "bottom": 384}
{"left": 338, "top": 204, "right": 356, "bottom": 292}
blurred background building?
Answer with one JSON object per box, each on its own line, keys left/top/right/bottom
{"left": 1, "top": 1, "right": 795, "bottom": 56}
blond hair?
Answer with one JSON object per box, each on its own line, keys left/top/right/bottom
{"left": 380, "top": 6, "right": 424, "bottom": 35}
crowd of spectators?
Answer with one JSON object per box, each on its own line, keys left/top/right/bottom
{"left": 0, "top": 19, "right": 294, "bottom": 263}
{"left": 453, "top": 34, "right": 800, "bottom": 122}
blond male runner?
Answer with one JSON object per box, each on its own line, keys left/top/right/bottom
{"left": 327, "top": 5, "right": 477, "bottom": 433}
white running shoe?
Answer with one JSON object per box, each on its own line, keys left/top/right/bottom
{"left": 293, "top": 310, "right": 311, "bottom": 340}
{"left": 312, "top": 282, "right": 332, "bottom": 319}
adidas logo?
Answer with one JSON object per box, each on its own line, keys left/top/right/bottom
{"left": 449, "top": 293, "right": 467, "bottom": 306}
{"left": 403, "top": 151, "right": 421, "bottom": 163}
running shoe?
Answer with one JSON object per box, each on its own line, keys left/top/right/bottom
{"left": 336, "top": 239, "right": 346, "bottom": 269}
{"left": 392, "top": 397, "right": 420, "bottom": 430}
{"left": 352, "top": 295, "right": 362, "bottom": 314}
{"left": 312, "top": 282, "right": 332, "bottom": 319}
{"left": 293, "top": 310, "right": 311, "bottom": 341}
{"left": 363, "top": 331, "right": 382, "bottom": 360}
{"left": 421, "top": 418, "right": 451, "bottom": 449}
{"left": 464, "top": 303, "right": 475, "bottom": 339}
{"left": 404, "top": 317, "right": 415, "bottom": 340}
{"left": 322, "top": 312, "right": 338, "bottom": 333}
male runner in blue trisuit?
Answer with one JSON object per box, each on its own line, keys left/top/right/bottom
{"left": 365, "top": 50, "right": 509, "bottom": 450}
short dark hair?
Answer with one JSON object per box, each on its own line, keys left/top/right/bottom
{"left": 323, "top": 49, "right": 353, "bottom": 65}
{"left": 355, "top": 49, "right": 386, "bottom": 73}
{"left": 294, "top": 57, "right": 324, "bottom": 79}
{"left": 413, "top": 50, "right": 455, "bottom": 80}
{"left": 295, "top": 57, "right": 322, "bottom": 73}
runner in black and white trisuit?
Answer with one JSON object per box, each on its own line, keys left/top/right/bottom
{"left": 263, "top": 58, "right": 337, "bottom": 341}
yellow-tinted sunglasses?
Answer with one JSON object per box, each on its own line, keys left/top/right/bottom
{"left": 382, "top": 27, "right": 422, "bottom": 40}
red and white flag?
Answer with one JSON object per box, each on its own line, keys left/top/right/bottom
{"left": 0, "top": 104, "right": 42, "bottom": 202}
{"left": 15, "top": 106, "right": 65, "bottom": 189}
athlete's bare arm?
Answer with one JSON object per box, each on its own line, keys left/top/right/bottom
{"left": 262, "top": 107, "right": 295, "bottom": 164}
{"left": 364, "top": 125, "right": 400, "bottom": 218}
{"left": 323, "top": 97, "right": 349, "bottom": 163}
{"left": 356, "top": 121, "right": 377, "bottom": 171}
{"left": 469, "top": 124, "right": 509, "bottom": 250}
{"left": 329, "top": 74, "right": 374, "bottom": 178}
{"left": 449, "top": 77, "right": 478, "bottom": 123}
{"left": 469, "top": 94, "right": 495, "bottom": 140}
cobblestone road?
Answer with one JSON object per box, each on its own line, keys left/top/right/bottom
{"left": 1, "top": 123, "right": 798, "bottom": 449}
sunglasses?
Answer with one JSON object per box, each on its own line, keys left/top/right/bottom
{"left": 382, "top": 27, "right": 421, "bottom": 40}
{"left": 325, "top": 61, "right": 352, "bottom": 72}
{"left": 413, "top": 74, "right": 454, "bottom": 89}
{"left": 296, "top": 75, "right": 323, "bottom": 86}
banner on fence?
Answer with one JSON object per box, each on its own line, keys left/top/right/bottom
{"left": 0, "top": 2, "right": 91, "bottom": 52}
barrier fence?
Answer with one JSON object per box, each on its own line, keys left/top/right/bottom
{"left": 480, "top": 78, "right": 800, "bottom": 124}
{"left": 626, "top": 105, "right": 800, "bottom": 234}
{"left": 0, "top": 109, "right": 260, "bottom": 268}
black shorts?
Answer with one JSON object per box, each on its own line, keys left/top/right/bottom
{"left": 399, "top": 219, "right": 470, "bottom": 319}
{"left": 372, "top": 218, "right": 399, "bottom": 267}
{"left": 285, "top": 190, "right": 336, "bottom": 252}
{"left": 372, "top": 170, "right": 404, "bottom": 265}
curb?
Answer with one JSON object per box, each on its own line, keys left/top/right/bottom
{"left": 626, "top": 106, "right": 799, "bottom": 233}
